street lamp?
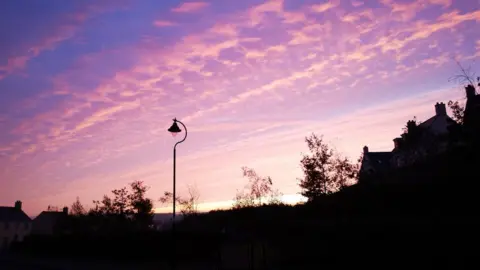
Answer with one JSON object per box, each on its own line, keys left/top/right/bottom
{"left": 168, "top": 118, "right": 187, "bottom": 270}
{"left": 167, "top": 118, "right": 187, "bottom": 226}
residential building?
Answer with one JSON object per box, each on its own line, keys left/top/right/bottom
{"left": 32, "top": 207, "right": 69, "bottom": 235}
{"left": 0, "top": 201, "right": 32, "bottom": 250}
{"left": 360, "top": 101, "right": 459, "bottom": 181}
{"left": 360, "top": 146, "right": 393, "bottom": 177}
{"left": 463, "top": 84, "right": 480, "bottom": 138}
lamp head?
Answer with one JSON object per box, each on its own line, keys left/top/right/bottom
{"left": 168, "top": 118, "right": 182, "bottom": 137}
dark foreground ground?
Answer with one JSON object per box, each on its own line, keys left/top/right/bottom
{"left": 0, "top": 255, "right": 56, "bottom": 270}
{"left": 0, "top": 254, "right": 204, "bottom": 270}
{"left": 3, "top": 216, "right": 480, "bottom": 270}
{"left": 0, "top": 254, "right": 150, "bottom": 270}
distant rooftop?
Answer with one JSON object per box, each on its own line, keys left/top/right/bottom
{"left": 0, "top": 206, "right": 32, "bottom": 223}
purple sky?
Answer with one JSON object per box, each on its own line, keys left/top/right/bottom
{"left": 0, "top": 0, "right": 479, "bottom": 216}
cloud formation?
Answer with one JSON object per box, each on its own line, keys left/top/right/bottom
{"left": 0, "top": 0, "right": 478, "bottom": 215}
{"left": 171, "top": 2, "right": 210, "bottom": 13}
{"left": 153, "top": 20, "right": 177, "bottom": 27}
{"left": 0, "top": 1, "right": 129, "bottom": 81}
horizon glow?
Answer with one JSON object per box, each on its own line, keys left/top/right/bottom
{"left": 0, "top": 0, "right": 479, "bottom": 216}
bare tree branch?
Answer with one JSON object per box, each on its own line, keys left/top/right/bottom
{"left": 449, "top": 60, "right": 478, "bottom": 92}
{"left": 233, "top": 167, "right": 280, "bottom": 209}
{"left": 159, "top": 184, "right": 201, "bottom": 216}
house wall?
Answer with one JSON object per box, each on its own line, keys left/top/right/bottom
{"left": 0, "top": 221, "right": 32, "bottom": 250}
{"left": 32, "top": 219, "right": 56, "bottom": 235}
{"left": 360, "top": 156, "right": 375, "bottom": 175}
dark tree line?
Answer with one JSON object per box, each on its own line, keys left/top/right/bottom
{"left": 67, "top": 180, "right": 154, "bottom": 234}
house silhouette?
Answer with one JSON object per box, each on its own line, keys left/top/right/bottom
{"left": 0, "top": 201, "right": 32, "bottom": 251}
{"left": 32, "top": 207, "right": 69, "bottom": 235}
{"left": 359, "top": 93, "right": 469, "bottom": 181}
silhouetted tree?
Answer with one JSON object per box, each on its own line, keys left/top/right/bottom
{"left": 233, "top": 166, "right": 282, "bottom": 208}
{"left": 93, "top": 195, "right": 115, "bottom": 215}
{"left": 447, "top": 100, "right": 465, "bottom": 125}
{"left": 112, "top": 187, "right": 130, "bottom": 215}
{"left": 299, "top": 133, "right": 357, "bottom": 201}
{"left": 333, "top": 155, "right": 358, "bottom": 190}
{"left": 233, "top": 190, "right": 256, "bottom": 208}
{"left": 159, "top": 184, "right": 201, "bottom": 216}
{"left": 128, "top": 180, "right": 154, "bottom": 229}
{"left": 159, "top": 192, "right": 179, "bottom": 205}
{"left": 70, "top": 197, "right": 86, "bottom": 216}
{"left": 181, "top": 184, "right": 201, "bottom": 215}
{"left": 267, "top": 188, "right": 284, "bottom": 205}
{"left": 447, "top": 61, "right": 478, "bottom": 125}
{"left": 86, "top": 181, "right": 154, "bottom": 231}
{"left": 299, "top": 134, "right": 335, "bottom": 200}
{"left": 449, "top": 61, "right": 479, "bottom": 92}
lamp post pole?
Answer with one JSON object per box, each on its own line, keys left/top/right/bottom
{"left": 168, "top": 118, "right": 187, "bottom": 270}
{"left": 173, "top": 146, "right": 176, "bottom": 225}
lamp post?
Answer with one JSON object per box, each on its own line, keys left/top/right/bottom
{"left": 167, "top": 118, "right": 188, "bottom": 227}
{"left": 167, "top": 118, "right": 187, "bottom": 269}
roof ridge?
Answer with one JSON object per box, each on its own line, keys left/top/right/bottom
{"left": 0, "top": 206, "right": 32, "bottom": 222}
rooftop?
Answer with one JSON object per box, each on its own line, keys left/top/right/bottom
{"left": 0, "top": 207, "right": 32, "bottom": 223}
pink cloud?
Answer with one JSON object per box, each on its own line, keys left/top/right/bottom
{"left": 0, "top": 24, "right": 78, "bottom": 79}
{"left": 428, "top": 0, "right": 452, "bottom": 8}
{"left": 72, "top": 102, "right": 140, "bottom": 134}
{"left": 351, "top": 0, "right": 364, "bottom": 7}
{"left": 209, "top": 23, "right": 237, "bottom": 36}
{"left": 153, "top": 20, "right": 177, "bottom": 27}
{"left": 341, "top": 9, "right": 375, "bottom": 23}
{"left": 310, "top": 0, "right": 339, "bottom": 13}
{"left": 0, "top": 1, "right": 129, "bottom": 81}
{"left": 283, "top": 11, "right": 308, "bottom": 24}
{"left": 171, "top": 2, "right": 209, "bottom": 13}
{"left": 248, "top": 0, "right": 284, "bottom": 25}
{"left": 380, "top": 0, "right": 453, "bottom": 22}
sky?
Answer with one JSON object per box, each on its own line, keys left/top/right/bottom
{"left": 0, "top": 0, "right": 479, "bottom": 216}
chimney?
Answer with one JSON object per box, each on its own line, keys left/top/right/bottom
{"left": 466, "top": 85, "right": 476, "bottom": 99}
{"left": 435, "top": 102, "right": 447, "bottom": 116}
{"left": 406, "top": 120, "right": 417, "bottom": 134}
{"left": 363, "top": 146, "right": 369, "bottom": 154}
{"left": 14, "top": 200, "right": 22, "bottom": 210}
{"left": 393, "top": 138, "right": 402, "bottom": 149}
{"left": 63, "top": 207, "right": 69, "bottom": 214}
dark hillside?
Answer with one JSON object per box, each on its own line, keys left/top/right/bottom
{"left": 176, "top": 145, "right": 480, "bottom": 268}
